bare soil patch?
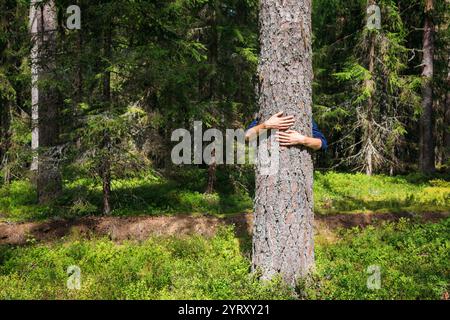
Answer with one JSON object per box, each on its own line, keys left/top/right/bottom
{"left": 0, "top": 212, "right": 448, "bottom": 245}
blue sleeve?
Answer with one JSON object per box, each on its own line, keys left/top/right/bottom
{"left": 312, "top": 119, "right": 328, "bottom": 151}
{"left": 246, "top": 119, "right": 259, "bottom": 131}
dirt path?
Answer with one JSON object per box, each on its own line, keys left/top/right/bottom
{"left": 0, "top": 212, "right": 448, "bottom": 245}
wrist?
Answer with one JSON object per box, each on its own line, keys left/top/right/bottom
{"left": 296, "top": 136, "right": 307, "bottom": 145}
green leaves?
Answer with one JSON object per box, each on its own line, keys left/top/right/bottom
{"left": 334, "top": 62, "right": 371, "bottom": 82}
{"left": 0, "top": 72, "right": 16, "bottom": 101}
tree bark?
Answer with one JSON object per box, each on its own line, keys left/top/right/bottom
{"left": 29, "top": 0, "right": 62, "bottom": 203}
{"left": 362, "top": 0, "right": 377, "bottom": 176}
{"left": 205, "top": 149, "right": 216, "bottom": 194}
{"left": 252, "top": 0, "right": 314, "bottom": 287}
{"left": 101, "top": 156, "right": 112, "bottom": 215}
{"left": 0, "top": 99, "right": 11, "bottom": 178}
{"left": 443, "top": 53, "right": 450, "bottom": 164}
{"left": 205, "top": 3, "right": 218, "bottom": 194}
{"left": 419, "top": 0, "right": 436, "bottom": 174}
{"left": 365, "top": 32, "right": 375, "bottom": 176}
{"left": 101, "top": 24, "right": 112, "bottom": 215}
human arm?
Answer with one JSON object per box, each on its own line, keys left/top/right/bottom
{"left": 245, "top": 111, "right": 295, "bottom": 140}
{"left": 275, "top": 130, "right": 323, "bottom": 151}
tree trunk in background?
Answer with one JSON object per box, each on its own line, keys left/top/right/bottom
{"left": 29, "top": 0, "right": 62, "bottom": 203}
{"left": 205, "top": 3, "right": 218, "bottom": 194}
{"left": 205, "top": 149, "right": 216, "bottom": 194}
{"left": 101, "top": 156, "right": 112, "bottom": 214}
{"left": 75, "top": 17, "right": 83, "bottom": 109}
{"left": 252, "top": 0, "right": 314, "bottom": 287}
{"left": 419, "top": 0, "right": 435, "bottom": 174}
{"left": 0, "top": 99, "right": 11, "bottom": 178}
{"left": 101, "top": 25, "right": 112, "bottom": 215}
{"left": 444, "top": 54, "right": 450, "bottom": 163}
{"left": 365, "top": 30, "right": 375, "bottom": 176}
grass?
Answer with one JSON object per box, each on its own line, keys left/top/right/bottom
{"left": 1, "top": 170, "right": 447, "bottom": 299}
{"left": 0, "top": 227, "right": 293, "bottom": 300}
{"left": 0, "top": 218, "right": 448, "bottom": 300}
{"left": 308, "top": 217, "right": 450, "bottom": 299}
{"left": 0, "top": 170, "right": 449, "bottom": 222}
{"left": 314, "top": 171, "right": 450, "bottom": 215}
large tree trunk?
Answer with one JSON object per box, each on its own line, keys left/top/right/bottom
{"left": 252, "top": 0, "right": 314, "bottom": 287}
{"left": 419, "top": 0, "right": 436, "bottom": 174}
{"left": 29, "top": 0, "right": 62, "bottom": 203}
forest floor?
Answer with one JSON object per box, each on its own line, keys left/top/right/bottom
{"left": 1, "top": 213, "right": 448, "bottom": 300}
{"left": 1, "top": 211, "right": 448, "bottom": 246}
{"left": 1, "top": 171, "right": 450, "bottom": 222}
{"left": 0, "top": 171, "right": 449, "bottom": 299}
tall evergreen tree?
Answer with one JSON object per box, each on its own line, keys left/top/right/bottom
{"left": 419, "top": 0, "right": 436, "bottom": 173}
{"left": 29, "top": 0, "right": 62, "bottom": 203}
{"left": 252, "top": 0, "right": 315, "bottom": 286}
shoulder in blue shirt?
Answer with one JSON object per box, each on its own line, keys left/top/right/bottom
{"left": 312, "top": 119, "right": 328, "bottom": 151}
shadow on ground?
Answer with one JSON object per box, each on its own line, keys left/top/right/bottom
{"left": 1, "top": 211, "right": 448, "bottom": 248}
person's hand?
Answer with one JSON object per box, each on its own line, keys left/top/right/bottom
{"left": 276, "top": 130, "right": 306, "bottom": 146}
{"left": 263, "top": 111, "right": 295, "bottom": 130}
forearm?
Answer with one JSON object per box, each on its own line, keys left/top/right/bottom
{"left": 300, "top": 136, "right": 322, "bottom": 151}
{"left": 245, "top": 123, "right": 267, "bottom": 140}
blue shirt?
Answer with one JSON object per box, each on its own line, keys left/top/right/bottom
{"left": 247, "top": 118, "right": 328, "bottom": 151}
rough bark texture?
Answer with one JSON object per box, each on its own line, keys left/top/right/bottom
{"left": 252, "top": 0, "right": 314, "bottom": 286}
{"left": 30, "top": 0, "right": 62, "bottom": 203}
{"left": 419, "top": 0, "right": 436, "bottom": 174}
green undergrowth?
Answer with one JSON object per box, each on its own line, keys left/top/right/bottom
{"left": 0, "top": 170, "right": 449, "bottom": 222}
{"left": 0, "top": 218, "right": 448, "bottom": 300}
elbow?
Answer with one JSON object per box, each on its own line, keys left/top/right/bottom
{"left": 244, "top": 130, "right": 252, "bottom": 141}
{"left": 312, "top": 141, "right": 322, "bottom": 151}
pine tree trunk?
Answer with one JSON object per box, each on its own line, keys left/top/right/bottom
{"left": 419, "top": 0, "right": 436, "bottom": 174}
{"left": 205, "top": 4, "right": 218, "bottom": 194}
{"left": 444, "top": 54, "right": 450, "bottom": 163}
{"left": 252, "top": 0, "right": 314, "bottom": 287}
{"left": 29, "top": 0, "right": 62, "bottom": 203}
{"left": 205, "top": 149, "right": 216, "bottom": 194}
{"left": 0, "top": 99, "right": 11, "bottom": 177}
{"left": 365, "top": 35, "right": 375, "bottom": 176}
{"left": 75, "top": 24, "right": 83, "bottom": 108}
{"left": 101, "top": 156, "right": 112, "bottom": 215}
{"left": 364, "top": 0, "right": 376, "bottom": 176}
{"left": 101, "top": 24, "right": 112, "bottom": 215}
